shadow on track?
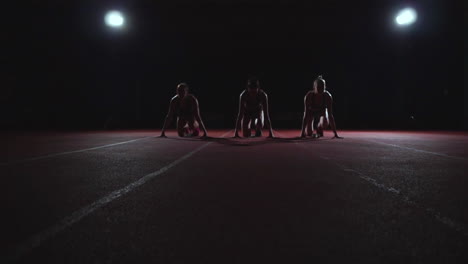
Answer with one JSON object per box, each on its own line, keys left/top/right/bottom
{"left": 160, "top": 135, "right": 333, "bottom": 147}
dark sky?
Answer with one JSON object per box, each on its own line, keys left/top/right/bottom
{"left": 3, "top": 0, "right": 465, "bottom": 130}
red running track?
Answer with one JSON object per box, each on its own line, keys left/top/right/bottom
{"left": 1, "top": 130, "right": 467, "bottom": 263}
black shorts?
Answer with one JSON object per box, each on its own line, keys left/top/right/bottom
{"left": 178, "top": 113, "right": 196, "bottom": 121}
{"left": 244, "top": 111, "right": 262, "bottom": 119}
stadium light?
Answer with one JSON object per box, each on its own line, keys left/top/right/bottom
{"left": 105, "top": 10, "right": 125, "bottom": 28}
{"left": 395, "top": 8, "right": 417, "bottom": 26}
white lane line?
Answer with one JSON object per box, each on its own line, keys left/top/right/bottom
{"left": 338, "top": 164, "right": 468, "bottom": 237}
{"left": 357, "top": 139, "right": 467, "bottom": 161}
{"left": 342, "top": 168, "right": 401, "bottom": 195}
{"left": 5, "top": 131, "right": 231, "bottom": 263}
{"left": 278, "top": 132, "right": 468, "bottom": 238}
{"left": 1, "top": 137, "right": 153, "bottom": 166}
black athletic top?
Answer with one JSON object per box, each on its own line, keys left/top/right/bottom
{"left": 307, "top": 92, "right": 327, "bottom": 116}
{"left": 175, "top": 95, "right": 196, "bottom": 119}
{"left": 243, "top": 90, "right": 264, "bottom": 115}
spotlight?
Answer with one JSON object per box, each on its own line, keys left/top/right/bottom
{"left": 395, "top": 8, "right": 417, "bottom": 26}
{"left": 105, "top": 10, "right": 125, "bottom": 28}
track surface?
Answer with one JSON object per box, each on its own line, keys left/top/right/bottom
{"left": 1, "top": 130, "right": 467, "bottom": 263}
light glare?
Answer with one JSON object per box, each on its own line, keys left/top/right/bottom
{"left": 105, "top": 11, "right": 125, "bottom": 28}
{"left": 395, "top": 8, "right": 417, "bottom": 26}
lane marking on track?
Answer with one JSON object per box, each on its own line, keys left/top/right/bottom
{"left": 335, "top": 163, "right": 467, "bottom": 237}
{"left": 342, "top": 168, "right": 401, "bottom": 195}
{"left": 355, "top": 138, "right": 467, "bottom": 161}
{"left": 277, "top": 132, "right": 468, "bottom": 238}
{"left": 1, "top": 137, "right": 154, "bottom": 166}
{"left": 5, "top": 131, "right": 231, "bottom": 264}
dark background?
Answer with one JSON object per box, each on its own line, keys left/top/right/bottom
{"left": 2, "top": 0, "right": 465, "bottom": 130}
